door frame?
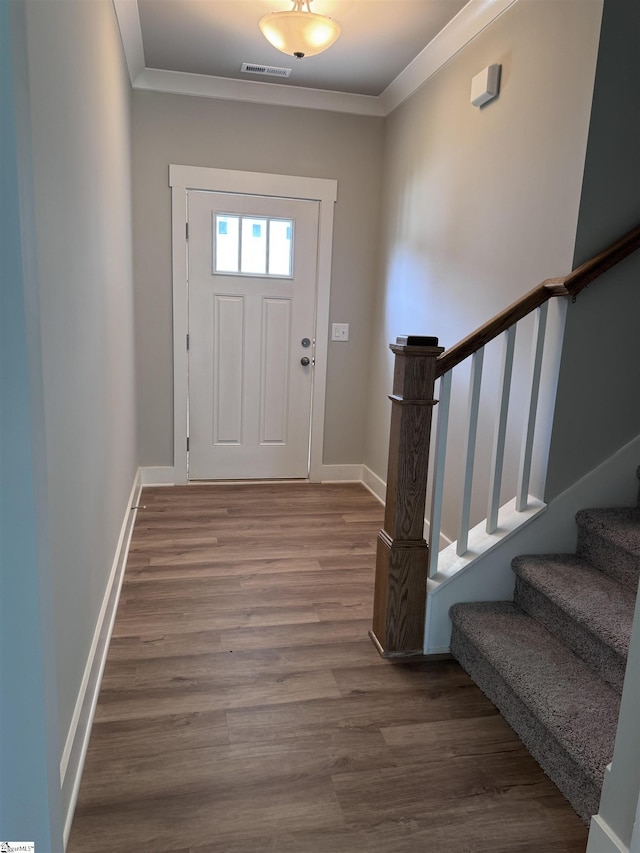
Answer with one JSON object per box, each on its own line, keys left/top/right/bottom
{"left": 169, "top": 164, "right": 337, "bottom": 485}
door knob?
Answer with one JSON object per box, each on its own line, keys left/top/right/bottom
{"left": 301, "top": 337, "right": 311, "bottom": 348}
{"left": 300, "top": 357, "right": 310, "bottom": 366}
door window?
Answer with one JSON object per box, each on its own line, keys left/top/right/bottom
{"left": 214, "top": 214, "right": 293, "bottom": 277}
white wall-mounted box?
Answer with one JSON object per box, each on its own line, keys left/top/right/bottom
{"left": 471, "top": 64, "right": 501, "bottom": 107}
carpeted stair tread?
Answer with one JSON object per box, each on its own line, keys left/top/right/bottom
{"left": 512, "top": 554, "right": 634, "bottom": 661}
{"left": 449, "top": 601, "right": 620, "bottom": 788}
{"left": 576, "top": 507, "right": 640, "bottom": 590}
{"left": 577, "top": 507, "right": 640, "bottom": 552}
{"left": 448, "top": 494, "right": 639, "bottom": 823}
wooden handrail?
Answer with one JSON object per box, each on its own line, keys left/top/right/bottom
{"left": 436, "top": 283, "right": 548, "bottom": 377}
{"left": 436, "top": 223, "right": 640, "bottom": 378}
{"left": 372, "top": 221, "right": 640, "bottom": 657}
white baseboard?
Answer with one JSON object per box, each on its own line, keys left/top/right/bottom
{"left": 587, "top": 815, "right": 630, "bottom": 853}
{"left": 142, "top": 464, "right": 361, "bottom": 486}
{"left": 362, "top": 465, "right": 386, "bottom": 505}
{"left": 317, "top": 463, "right": 364, "bottom": 482}
{"left": 141, "top": 465, "right": 176, "bottom": 486}
{"left": 61, "top": 469, "right": 142, "bottom": 849}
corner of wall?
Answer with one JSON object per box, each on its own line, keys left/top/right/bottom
{"left": 141, "top": 466, "right": 177, "bottom": 486}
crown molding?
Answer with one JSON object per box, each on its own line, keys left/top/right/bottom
{"left": 113, "top": 0, "right": 518, "bottom": 117}
{"left": 112, "top": 0, "right": 144, "bottom": 85}
{"left": 134, "top": 68, "right": 385, "bottom": 116}
{"left": 379, "top": 0, "right": 518, "bottom": 115}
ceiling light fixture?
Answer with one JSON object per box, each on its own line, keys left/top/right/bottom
{"left": 259, "top": 1, "right": 341, "bottom": 60}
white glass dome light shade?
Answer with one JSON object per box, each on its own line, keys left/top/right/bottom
{"left": 259, "top": 2, "right": 342, "bottom": 59}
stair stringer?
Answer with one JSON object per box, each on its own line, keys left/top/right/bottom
{"left": 424, "top": 432, "right": 640, "bottom": 654}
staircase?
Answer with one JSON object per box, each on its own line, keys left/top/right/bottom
{"left": 449, "top": 468, "right": 640, "bottom": 824}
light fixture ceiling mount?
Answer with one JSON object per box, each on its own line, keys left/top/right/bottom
{"left": 259, "top": 0, "right": 342, "bottom": 60}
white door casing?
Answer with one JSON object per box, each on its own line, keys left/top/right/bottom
{"left": 170, "top": 165, "right": 337, "bottom": 485}
{"left": 187, "top": 191, "right": 318, "bottom": 479}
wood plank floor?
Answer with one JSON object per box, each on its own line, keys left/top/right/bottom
{"left": 68, "top": 483, "right": 588, "bottom": 853}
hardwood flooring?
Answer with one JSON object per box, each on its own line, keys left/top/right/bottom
{"left": 68, "top": 483, "right": 588, "bottom": 853}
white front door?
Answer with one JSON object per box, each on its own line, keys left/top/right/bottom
{"left": 187, "top": 191, "right": 319, "bottom": 480}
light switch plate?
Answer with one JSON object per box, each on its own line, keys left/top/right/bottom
{"left": 331, "top": 323, "right": 349, "bottom": 342}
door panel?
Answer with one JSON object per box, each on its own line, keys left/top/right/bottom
{"left": 213, "top": 294, "right": 244, "bottom": 445}
{"left": 188, "top": 191, "right": 319, "bottom": 480}
{"left": 260, "top": 298, "right": 291, "bottom": 445}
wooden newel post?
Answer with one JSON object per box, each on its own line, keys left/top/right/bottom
{"left": 370, "top": 336, "right": 444, "bottom": 657}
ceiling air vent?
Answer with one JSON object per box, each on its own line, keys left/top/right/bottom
{"left": 241, "top": 62, "right": 292, "bottom": 79}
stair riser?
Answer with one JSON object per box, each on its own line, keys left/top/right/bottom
{"left": 514, "top": 576, "right": 626, "bottom": 692}
{"left": 450, "top": 625, "right": 600, "bottom": 823}
{"left": 576, "top": 526, "right": 640, "bottom": 591}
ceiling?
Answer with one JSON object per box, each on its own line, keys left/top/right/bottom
{"left": 114, "top": 0, "right": 516, "bottom": 116}
{"left": 136, "top": 1, "right": 467, "bottom": 97}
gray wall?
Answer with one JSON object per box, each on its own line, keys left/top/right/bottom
{"left": 545, "top": 0, "right": 640, "bottom": 501}
{"left": 21, "top": 0, "right": 138, "bottom": 770}
{"left": 362, "top": 0, "right": 603, "bottom": 538}
{"left": 560, "top": 3, "right": 640, "bottom": 841}
{"left": 1, "top": 2, "right": 62, "bottom": 846}
{"left": 132, "top": 92, "right": 384, "bottom": 468}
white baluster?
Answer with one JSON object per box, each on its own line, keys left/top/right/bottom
{"left": 428, "top": 371, "right": 452, "bottom": 577}
{"left": 517, "top": 302, "right": 549, "bottom": 511}
{"left": 486, "top": 326, "right": 516, "bottom": 533}
{"left": 457, "top": 347, "right": 484, "bottom": 556}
